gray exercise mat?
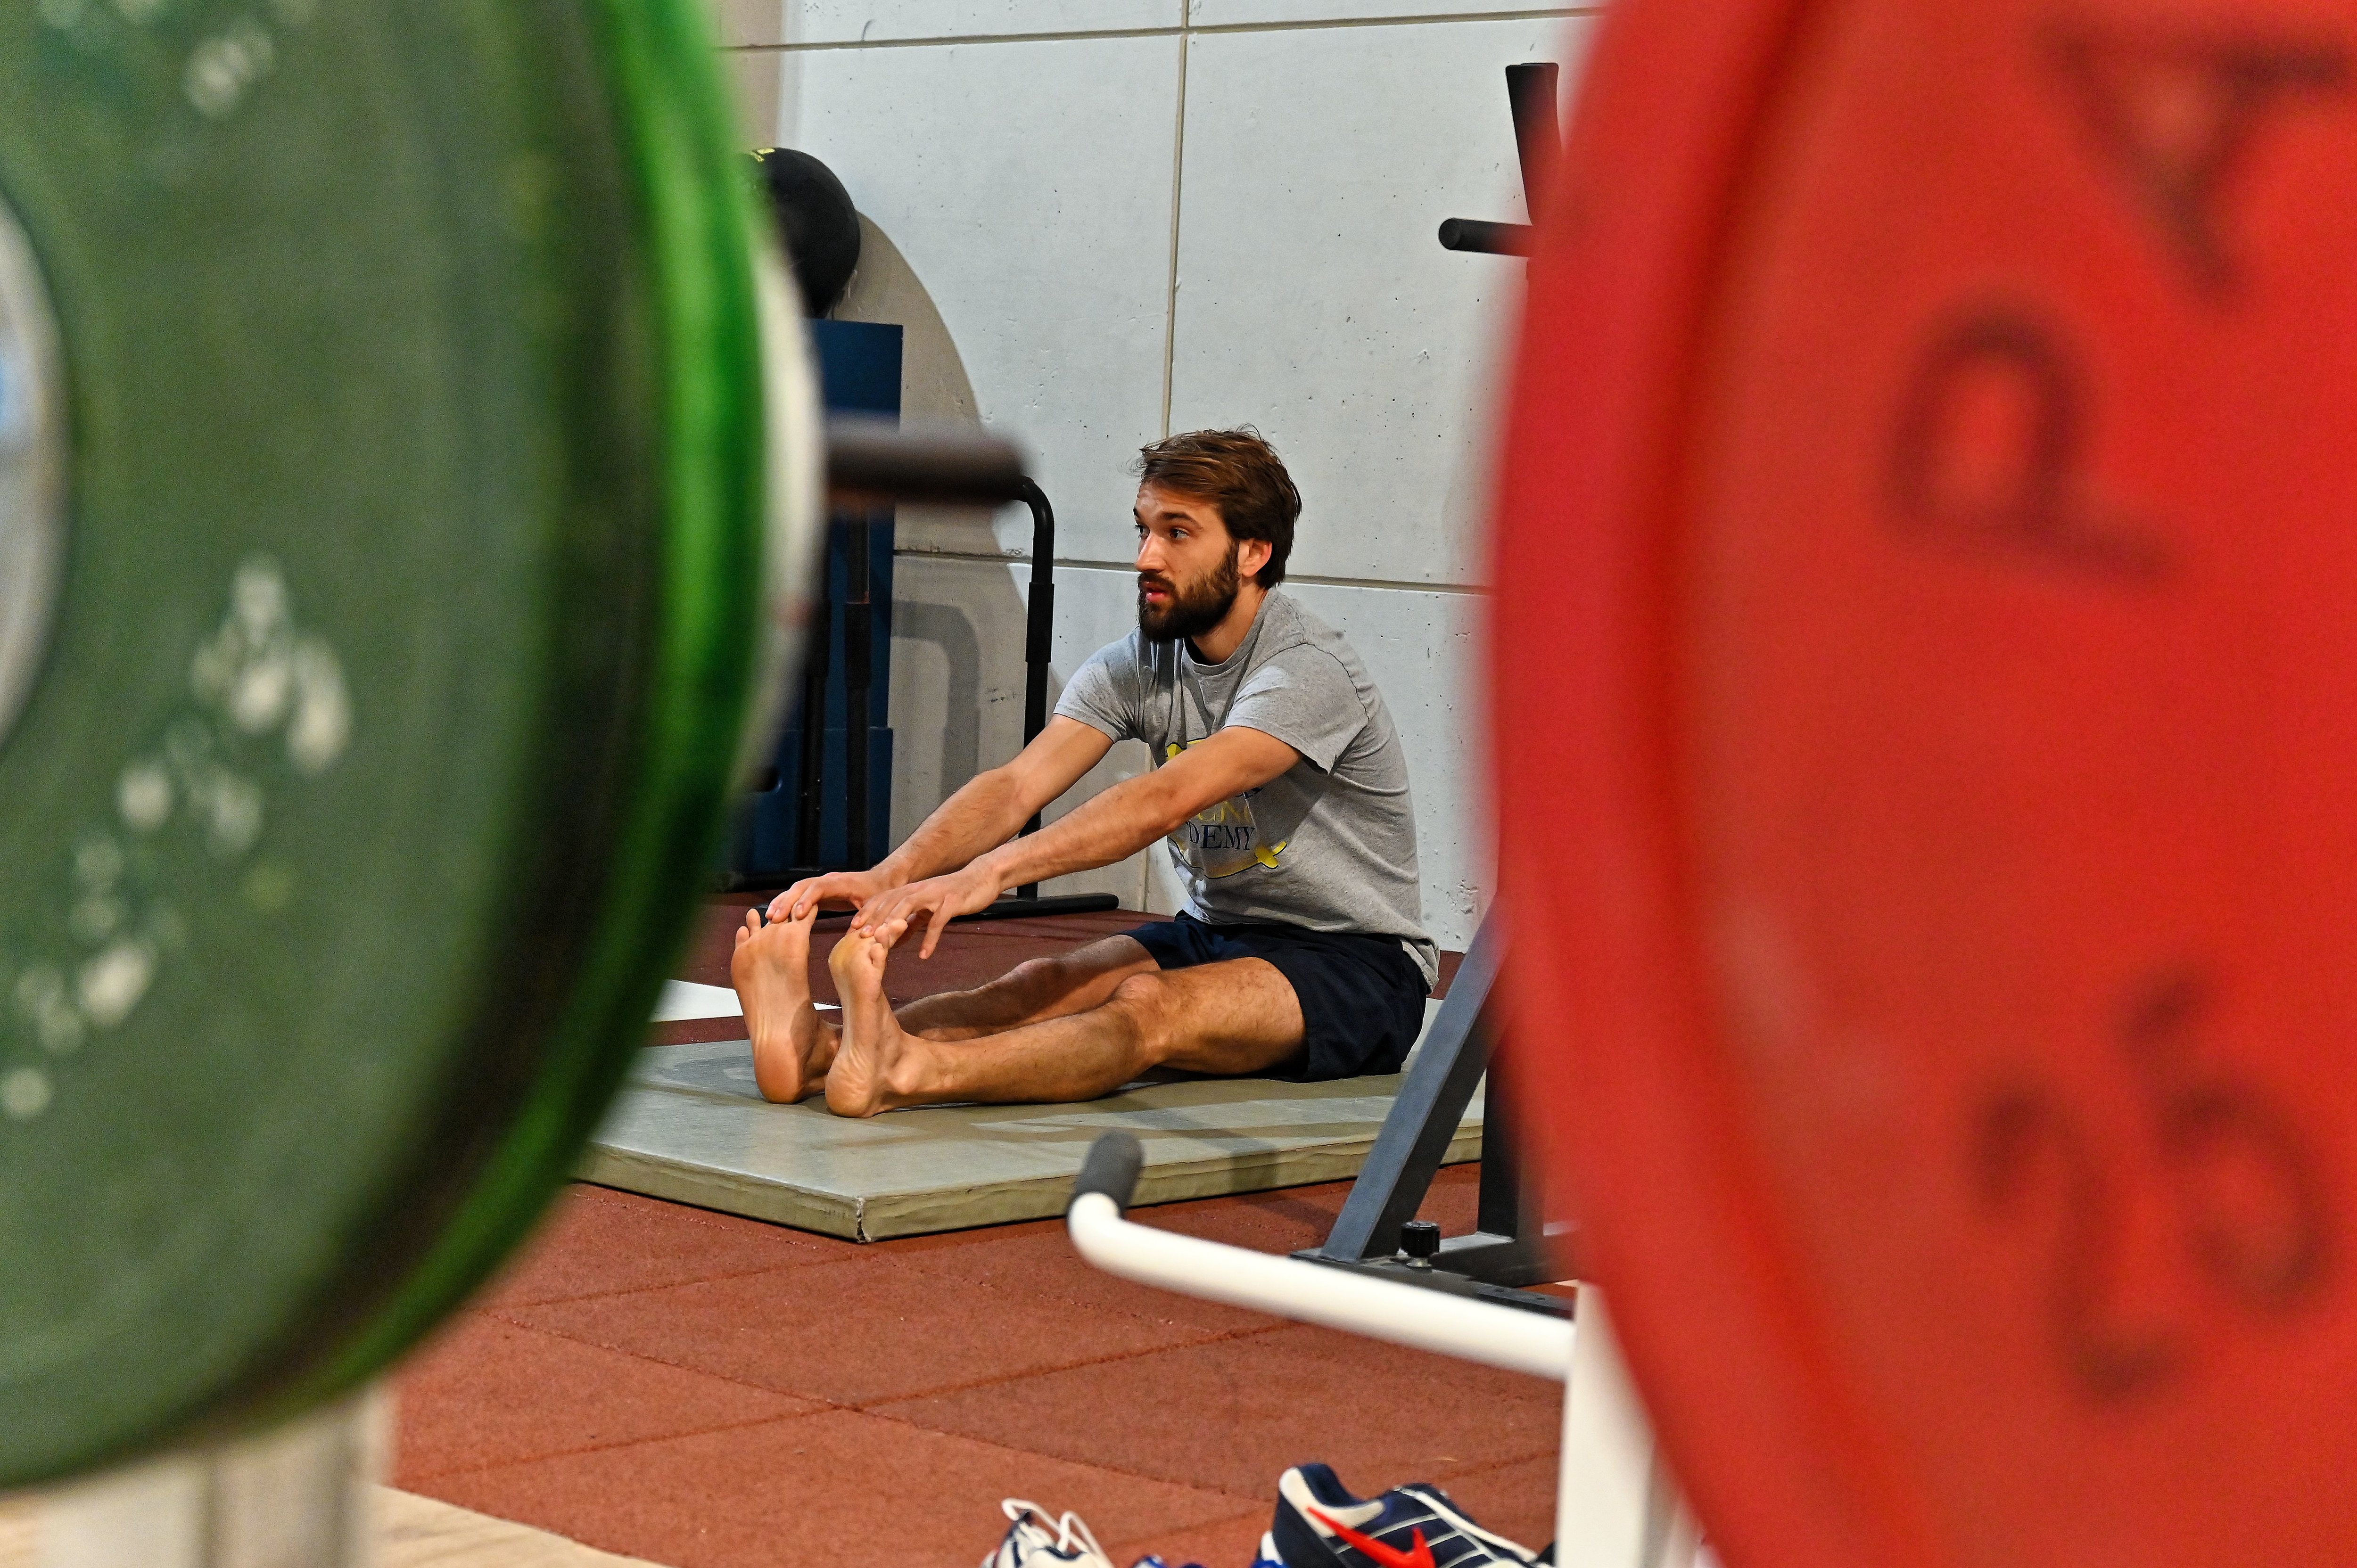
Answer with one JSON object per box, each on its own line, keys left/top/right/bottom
{"left": 582, "top": 1005, "right": 1475, "bottom": 1240}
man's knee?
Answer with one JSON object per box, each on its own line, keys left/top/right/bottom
{"left": 994, "top": 943, "right": 1151, "bottom": 1006}
{"left": 980, "top": 953, "right": 1073, "bottom": 1003}
{"left": 1106, "top": 970, "right": 1175, "bottom": 1055}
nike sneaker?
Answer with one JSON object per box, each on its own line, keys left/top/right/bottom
{"left": 984, "top": 1499, "right": 1116, "bottom": 1568}
{"left": 1270, "top": 1464, "right": 1545, "bottom": 1568}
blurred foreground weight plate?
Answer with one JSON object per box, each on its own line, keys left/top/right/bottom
{"left": 1494, "top": 0, "right": 2357, "bottom": 1564}
{"left": 0, "top": 0, "right": 800, "bottom": 1481}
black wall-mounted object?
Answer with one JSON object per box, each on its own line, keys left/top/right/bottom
{"left": 752, "top": 146, "right": 863, "bottom": 315}
{"left": 1438, "top": 62, "right": 1562, "bottom": 259}
{"left": 724, "top": 333, "right": 1117, "bottom": 920}
{"left": 728, "top": 320, "right": 901, "bottom": 887}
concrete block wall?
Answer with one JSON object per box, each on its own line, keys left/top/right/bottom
{"left": 720, "top": 2, "right": 1599, "bottom": 948}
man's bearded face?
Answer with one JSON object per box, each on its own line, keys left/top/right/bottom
{"left": 1138, "top": 539, "right": 1241, "bottom": 645}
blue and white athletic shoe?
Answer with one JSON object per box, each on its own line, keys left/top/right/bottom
{"left": 984, "top": 1499, "right": 1117, "bottom": 1568}
{"left": 1269, "top": 1465, "right": 1545, "bottom": 1568}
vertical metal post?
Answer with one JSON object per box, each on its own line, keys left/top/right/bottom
{"left": 842, "top": 514, "right": 873, "bottom": 870}
{"left": 1504, "top": 61, "right": 1562, "bottom": 222}
{"left": 1557, "top": 1294, "right": 1704, "bottom": 1568}
{"left": 1311, "top": 920, "right": 1504, "bottom": 1265}
{"left": 1476, "top": 1051, "right": 1536, "bottom": 1242}
{"left": 793, "top": 587, "right": 831, "bottom": 872}
{"left": 1015, "top": 478, "right": 1056, "bottom": 899}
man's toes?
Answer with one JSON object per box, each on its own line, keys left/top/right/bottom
{"left": 840, "top": 934, "right": 887, "bottom": 984}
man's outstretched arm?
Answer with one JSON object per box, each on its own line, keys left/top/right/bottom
{"left": 770, "top": 716, "right": 1114, "bottom": 919}
{"left": 854, "top": 725, "right": 1301, "bottom": 956}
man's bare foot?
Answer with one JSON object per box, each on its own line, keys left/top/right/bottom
{"left": 824, "top": 927, "right": 918, "bottom": 1117}
{"left": 732, "top": 905, "right": 836, "bottom": 1102}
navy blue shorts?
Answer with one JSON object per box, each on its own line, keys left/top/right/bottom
{"left": 1124, "top": 911, "right": 1430, "bottom": 1082}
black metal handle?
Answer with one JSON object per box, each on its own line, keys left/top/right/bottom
{"left": 1014, "top": 477, "right": 1059, "bottom": 898}
{"left": 1016, "top": 476, "right": 1057, "bottom": 752}
{"left": 1071, "top": 1131, "right": 1144, "bottom": 1211}
{"left": 825, "top": 414, "right": 1029, "bottom": 503}
{"left": 1436, "top": 64, "right": 1559, "bottom": 263}
{"left": 842, "top": 515, "right": 874, "bottom": 870}
{"left": 1438, "top": 218, "right": 1535, "bottom": 257}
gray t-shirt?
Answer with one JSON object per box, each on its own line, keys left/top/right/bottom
{"left": 1055, "top": 591, "right": 1437, "bottom": 985}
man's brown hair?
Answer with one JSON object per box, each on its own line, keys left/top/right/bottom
{"left": 1133, "top": 428, "right": 1301, "bottom": 589}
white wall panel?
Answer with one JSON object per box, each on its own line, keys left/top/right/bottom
{"left": 1188, "top": 0, "right": 1584, "bottom": 25}
{"left": 1282, "top": 582, "right": 1487, "bottom": 949}
{"left": 763, "top": 35, "right": 1184, "bottom": 564}
{"left": 1167, "top": 16, "right": 1594, "bottom": 586}
{"left": 721, "top": 49, "right": 783, "bottom": 148}
{"left": 719, "top": 0, "right": 1179, "bottom": 49}
{"left": 890, "top": 555, "right": 1153, "bottom": 909}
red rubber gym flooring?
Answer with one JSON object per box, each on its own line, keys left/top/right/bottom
{"left": 398, "top": 906, "right": 1543, "bottom": 1568}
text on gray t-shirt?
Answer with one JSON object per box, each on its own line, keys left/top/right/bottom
{"left": 1055, "top": 591, "right": 1437, "bottom": 986}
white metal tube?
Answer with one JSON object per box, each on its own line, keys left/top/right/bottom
{"left": 1067, "top": 1191, "right": 1572, "bottom": 1380}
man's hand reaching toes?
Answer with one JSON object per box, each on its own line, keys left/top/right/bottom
{"left": 851, "top": 862, "right": 1005, "bottom": 958}
{"left": 767, "top": 866, "right": 901, "bottom": 924}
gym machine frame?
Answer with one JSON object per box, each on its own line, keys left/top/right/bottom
{"left": 1280, "top": 59, "right": 1576, "bottom": 1314}
{"left": 1292, "top": 915, "right": 1571, "bottom": 1314}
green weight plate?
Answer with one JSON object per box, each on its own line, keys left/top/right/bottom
{"left": 0, "top": 0, "right": 768, "bottom": 1483}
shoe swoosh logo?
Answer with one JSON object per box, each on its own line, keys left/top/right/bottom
{"left": 1308, "top": 1507, "right": 1436, "bottom": 1568}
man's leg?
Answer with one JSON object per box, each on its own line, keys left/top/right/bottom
{"left": 890, "top": 936, "right": 1158, "bottom": 1040}
{"left": 731, "top": 909, "right": 1157, "bottom": 1102}
{"left": 824, "top": 927, "right": 1305, "bottom": 1116}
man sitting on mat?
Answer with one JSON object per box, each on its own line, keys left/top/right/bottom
{"left": 730, "top": 427, "right": 1437, "bottom": 1116}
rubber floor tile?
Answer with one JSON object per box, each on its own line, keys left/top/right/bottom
{"left": 866, "top": 1323, "right": 1561, "bottom": 1499}
{"left": 874, "top": 1162, "right": 1477, "bottom": 1272}
{"left": 481, "top": 1186, "right": 859, "bottom": 1310}
{"left": 1129, "top": 1162, "right": 1480, "bottom": 1255}
{"left": 496, "top": 1257, "right": 1233, "bottom": 1405}
{"left": 877, "top": 1218, "right": 1287, "bottom": 1338}
{"left": 415, "top": 1408, "right": 1257, "bottom": 1568}
{"left": 1104, "top": 1505, "right": 1272, "bottom": 1568}
{"left": 395, "top": 1317, "right": 818, "bottom": 1483}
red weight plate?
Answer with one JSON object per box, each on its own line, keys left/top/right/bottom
{"left": 1493, "top": 1, "right": 2357, "bottom": 1565}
